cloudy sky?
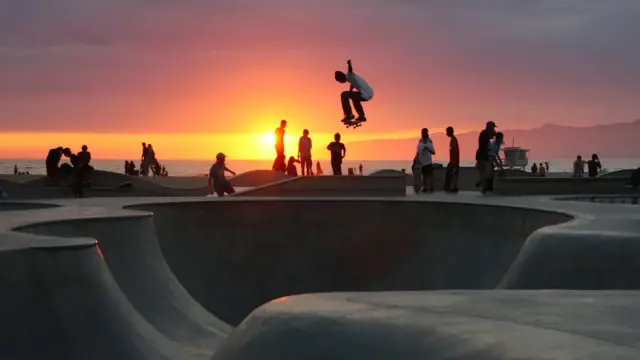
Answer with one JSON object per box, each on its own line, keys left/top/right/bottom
{"left": 1, "top": 0, "right": 639, "bottom": 158}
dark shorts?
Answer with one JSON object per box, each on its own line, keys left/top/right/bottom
{"left": 421, "top": 164, "right": 434, "bottom": 177}
{"left": 214, "top": 181, "right": 235, "bottom": 197}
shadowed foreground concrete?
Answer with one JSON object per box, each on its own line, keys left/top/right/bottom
{"left": 213, "top": 291, "right": 640, "bottom": 360}
{"left": 0, "top": 194, "right": 639, "bottom": 359}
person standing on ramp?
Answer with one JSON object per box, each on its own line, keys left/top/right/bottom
{"left": 335, "top": 60, "right": 374, "bottom": 124}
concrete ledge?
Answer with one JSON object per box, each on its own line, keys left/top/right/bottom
{"left": 234, "top": 175, "right": 407, "bottom": 197}
{"left": 495, "top": 177, "right": 637, "bottom": 195}
{"left": 370, "top": 167, "right": 532, "bottom": 191}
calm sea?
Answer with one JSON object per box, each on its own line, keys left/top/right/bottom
{"left": 1, "top": 158, "right": 638, "bottom": 177}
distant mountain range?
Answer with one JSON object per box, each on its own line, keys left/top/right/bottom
{"left": 347, "top": 119, "right": 640, "bottom": 161}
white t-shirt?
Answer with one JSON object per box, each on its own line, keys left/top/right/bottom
{"left": 346, "top": 72, "right": 374, "bottom": 100}
{"left": 298, "top": 136, "right": 312, "bottom": 157}
{"left": 417, "top": 139, "right": 435, "bottom": 166}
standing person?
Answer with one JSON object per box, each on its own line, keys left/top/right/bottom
{"left": 538, "top": 162, "right": 546, "bottom": 177}
{"left": 298, "top": 129, "right": 313, "bottom": 176}
{"left": 487, "top": 132, "right": 505, "bottom": 193}
{"left": 334, "top": 60, "right": 374, "bottom": 123}
{"left": 444, "top": 126, "right": 460, "bottom": 193}
{"left": 208, "top": 153, "right": 237, "bottom": 197}
{"left": 475, "top": 121, "right": 497, "bottom": 194}
{"left": 417, "top": 128, "right": 436, "bottom": 193}
{"left": 359, "top": 164, "right": 363, "bottom": 176}
{"left": 272, "top": 120, "right": 287, "bottom": 171}
{"left": 326, "top": 133, "right": 346, "bottom": 176}
{"left": 140, "top": 142, "right": 149, "bottom": 176}
{"left": 73, "top": 145, "right": 92, "bottom": 198}
{"left": 45, "top": 146, "right": 64, "bottom": 182}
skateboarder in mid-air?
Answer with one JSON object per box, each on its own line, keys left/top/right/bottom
{"left": 335, "top": 60, "right": 374, "bottom": 124}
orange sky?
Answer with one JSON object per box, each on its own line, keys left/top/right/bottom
{"left": 1, "top": 1, "right": 640, "bottom": 160}
{"left": 0, "top": 127, "right": 456, "bottom": 160}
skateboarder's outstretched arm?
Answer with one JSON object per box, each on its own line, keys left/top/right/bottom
{"left": 347, "top": 60, "right": 354, "bottom": 91}
{"left": 225, "top": 167, "right": 236, "bottom": 176}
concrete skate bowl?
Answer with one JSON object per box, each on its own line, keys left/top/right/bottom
{"left": 128, "top": 199, "right": 572, "bottom": 326}
{"left": 11, "top": 210, "right": 232, "bottom": 360}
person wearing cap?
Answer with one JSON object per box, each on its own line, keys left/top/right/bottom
{"left": 475, "top": 121, "right": 497, "bottom": 194}
{"left": 208, "top": 153, "right": 237, "bottom": 197}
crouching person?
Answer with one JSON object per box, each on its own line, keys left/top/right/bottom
{"left": 208, "top": 152, "right": 237, "bottom": 197}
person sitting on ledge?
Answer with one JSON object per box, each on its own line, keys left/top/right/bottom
{"left": 286, "top": 156, "right": 301, "bottom": 177}
{"left": 208, "top": 152, "right": 237, "bottom": 197}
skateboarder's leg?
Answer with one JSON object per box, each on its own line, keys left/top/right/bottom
{"left": 341, "top": 91, "right": 355, "bottom": 118}
{"left": 351, "top": 94, "right": 367, "bottom": 119}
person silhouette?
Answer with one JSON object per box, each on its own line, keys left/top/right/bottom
{"left": 334, "top": 60, "right": 374, "bottom": 123}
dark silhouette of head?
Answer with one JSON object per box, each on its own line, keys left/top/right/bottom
{"left": 142, "top": 142, "right": 146, "bottom": 147}
{"left": 335, "top": 71, "right": 347, "bottom": 83}
{"left": 421, "top": 128, "right": 429, "bottom": 139}
{"left": 495, "top": 132, "right": 504, "bottom": 143}
{"left": 592, "top": 153, "right": 599, "bottom": 161}
{"left": 56, "top": 146, "right": 64, "bottom": 151}
{"left": 303, "top": 129, "right": 309, "bottom": 136}
{"left": 334, "top": 133, "right": 341, "bottom": 141}
{"left": 81, "top": 145, "right": 88, "bottom": 151}
{"left": 280, "top": 119, "right": 287, "bottom": 128}
{"left": 577, "top": 155, "right": 582, "bottom": 161}
{"left": 446, "top": 126, "right": 454, "bottom": 137}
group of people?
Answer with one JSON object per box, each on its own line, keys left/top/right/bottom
{"left": 140, "top": 143, "right": 163, "bottom": 177}
{"left": 45, "top": 145, "right": 93, "bottom": 197}
{"left": 271, "top": 119, "right": 347, "bottom": 177}
{"left": 573, "top": 154, "right": 602, "bottom": 178}
{"left": 413, "top": 121, "right": 504, "bottom": 194}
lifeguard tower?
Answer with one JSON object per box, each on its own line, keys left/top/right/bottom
{"left": 501, "top": 138, "right": 529, "bottom": 170}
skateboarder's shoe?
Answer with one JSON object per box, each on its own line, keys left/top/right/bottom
{"left": 355, "top": 116, "right": 367, "bottom": 122}
{"left": 341, "top": 114, "right": 355, "bottom": 123}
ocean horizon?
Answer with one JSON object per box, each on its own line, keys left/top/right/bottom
{"left": 1, "top": 157, "right": 638, "bottom": 177}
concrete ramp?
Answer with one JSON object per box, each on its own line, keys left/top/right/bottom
{"left": 212, "top": 291, "right": 640, "bottom": 360}
{"left": 15, "top": 214, "right": 230, "bottom": 355}
{"left": 0, "top": 231, "right": 191, "bottom": 360}
{"left": 131, "top": 200, "right": 571, "bottom": 325}
{"left": 235, "top": 175, "right": 406, "bottom": 197}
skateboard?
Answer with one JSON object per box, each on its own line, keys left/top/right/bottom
{"left": 343, "top": 119, "right": 365, "bottom": 129}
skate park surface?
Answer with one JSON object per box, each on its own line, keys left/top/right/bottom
{"left": 1, "top": 177, "right": 640, "bottom": 359}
